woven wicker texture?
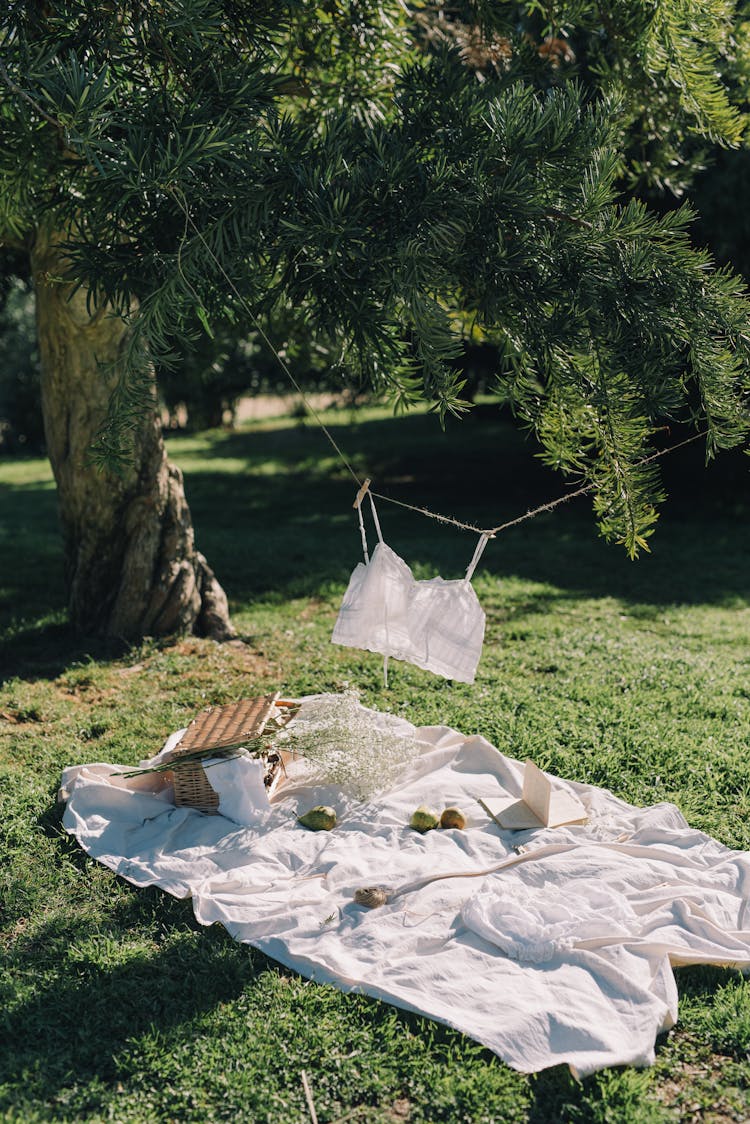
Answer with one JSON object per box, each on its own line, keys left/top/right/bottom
{"left": 172, "top": 763, "right": 220, "bottom": 813}
{"left": 170, "top": 694, "right": 280, "bottom": 813}
{"left": 174, "top": 694, "right": 280, "bottom": 755}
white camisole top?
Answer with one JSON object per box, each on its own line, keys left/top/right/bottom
{"left": 332, "top": 494, "right": 489, "bottom": 683}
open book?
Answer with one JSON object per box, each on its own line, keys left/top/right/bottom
{"left": 478, "top": 759, "right": 588, "bottom": 830}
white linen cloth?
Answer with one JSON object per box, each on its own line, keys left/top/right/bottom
{"left": 60, "top": 710, "right": 750, "bottom": 1077}
{"left": 462, "top": 881, "right": 639, "bottom": 964}
{"left": 331, "top": 495, "right": 487, "bottom": 683}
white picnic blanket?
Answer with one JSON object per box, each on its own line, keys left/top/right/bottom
{"left": 60, "top": 705, "right": 750, "bottom": 1077}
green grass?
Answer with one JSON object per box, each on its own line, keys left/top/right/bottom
{"left": 1, "top": 404, "right": 750, "bottom": 1122}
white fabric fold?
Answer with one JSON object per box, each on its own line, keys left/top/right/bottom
{"left": 60, "top": 709, "right": 750, "bottom": 1077}
{"left": 462, "top": 881, "right": 638, "bottom": 962}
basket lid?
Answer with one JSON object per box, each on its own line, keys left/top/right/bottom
{"left": 174, "top": 693, "right": 280, "bottom": 755}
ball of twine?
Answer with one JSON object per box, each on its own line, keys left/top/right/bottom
{"left": 354, "top": 886, "right": 389, "bottom": 909}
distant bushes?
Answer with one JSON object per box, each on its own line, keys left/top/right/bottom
{"left": 0, "top": 278, "right": 43, "bottom": 452}
{"left": 0, "top": 282, "right": 356, "bottom": 446}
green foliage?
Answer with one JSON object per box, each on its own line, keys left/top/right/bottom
{"left": 466, "top": 0, "right": 746, "bottom": 193}
{"left": 2, "top": 408, "right": 750, "bottom": 1119}
{"left": 698, "top": 975, "right": 750, "bottom": 1055}
{"left": 0, "top": 1, "right": 749, "bottom": 552}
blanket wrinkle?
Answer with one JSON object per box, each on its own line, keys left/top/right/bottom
{"left": 60, "top": 712, "right": 750, "bottom": 1077}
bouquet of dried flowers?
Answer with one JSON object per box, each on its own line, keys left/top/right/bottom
{"left": 274, "top": 691, "right": 418, "bottom": 800}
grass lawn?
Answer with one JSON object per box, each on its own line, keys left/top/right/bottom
{"left": 1, "top": 403, "right": 749, "bottom": 1123}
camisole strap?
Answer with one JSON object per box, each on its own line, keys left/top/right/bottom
{"left": 356, "top": 490, "right": 385, "bottom": 564}
{"left": 464, "top": 532, "right": 490, "bottom": 583}
{"left": 356, "top": 499, "right": 370, "bottom": 564}
{"left": 368, "top": 491, "right": 384, "bottom": 544}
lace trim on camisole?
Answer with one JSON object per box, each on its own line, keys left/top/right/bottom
{"left": 332, "top": 494, "right": 488, "bottom": 683}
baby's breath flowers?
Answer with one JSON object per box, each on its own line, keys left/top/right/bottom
{"left": 275, "top": 692, "right": 418, "bottom": 801}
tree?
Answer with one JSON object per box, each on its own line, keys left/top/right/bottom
{"left": 1, "top": 2, "right": 749, "bottom": 640}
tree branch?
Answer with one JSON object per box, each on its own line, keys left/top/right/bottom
{"left": 542, "top": 207, "right": 593, "bottom": 230}
{"left": 0, "top": 59, "right": 63, "bottom": 130}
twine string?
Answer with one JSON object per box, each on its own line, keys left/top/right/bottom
{"left": 167, "top": 187, "right": 707, "bottom": 540}
{"left": 168, "top": 185, "right": 362, "bottom": 488}
{"left": 482, "top": 429, "right": 706, "bottom": 537}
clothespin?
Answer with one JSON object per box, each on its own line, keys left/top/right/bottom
{"left": 353, "top": 478, "right": 372, "bottom": 510}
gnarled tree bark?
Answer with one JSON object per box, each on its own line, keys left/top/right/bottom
{"left": 32, "top": 229, "right": 235, "bottom": 641}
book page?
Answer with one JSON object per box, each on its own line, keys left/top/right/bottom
{"left": 479, "top": 760, "right": 588, "bottom": 830}
{"left": 522, "top": 760, "right": 552, "bottom": 822}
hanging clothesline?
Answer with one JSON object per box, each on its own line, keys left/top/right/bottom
{"left": 369, "top": 425, "right": 705, "bottom": 538}
{"left": 168, "top": 187, "right": 708, "bottom": 540}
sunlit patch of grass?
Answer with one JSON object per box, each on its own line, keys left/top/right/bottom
{"left": 1, "top": 404, "right": 749, "bottom": 1120}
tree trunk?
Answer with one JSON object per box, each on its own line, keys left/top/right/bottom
{"left": 31, "top": 229, "right": 235, "bottom": 641}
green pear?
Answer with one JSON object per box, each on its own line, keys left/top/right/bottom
{"left": 297, "top": 805, "right": 336, "bottom": 831}
{"left": 409, "top": 805, "right": 439, "bottom": 833}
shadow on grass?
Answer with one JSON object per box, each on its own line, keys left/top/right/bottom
{"left": 0, "top": 804, "right": 268, "bottom": 1107}
{"left": 172, "top": 409, "right": 750, "bottom": 602}
{"left": 2, "top": 410, "right": 749, "bottom": 683}
{"left": 0, "top": 618, "right": 137, "bottom": 686}
{"left": 0, "top": 898, "right": 265, "bottom": 1109}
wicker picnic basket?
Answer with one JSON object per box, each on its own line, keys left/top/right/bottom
{"left": 168, "top": 693, "right": 291, "bottom": 814}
